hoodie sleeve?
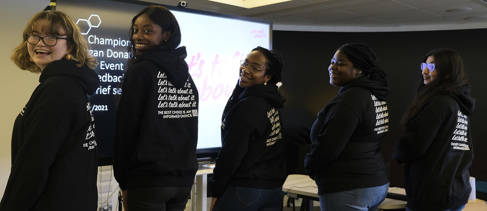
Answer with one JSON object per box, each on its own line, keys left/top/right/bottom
{"left": 0, "top": 79, "right": 80, "bottom": 211}
{"left": 113, "top": 62, "right": 152, "bottom": 190}
{"left": 394, "top": 96, "right": 450, "bottom": 163}
{"left": 211, "top": 98, "right": 267, "bottom": 197}
{"left": 304, "top": 92, "right": 363, "bottom": 174}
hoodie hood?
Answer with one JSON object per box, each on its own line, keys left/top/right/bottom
{"left": 450, "top": 85, "right": 475, "bottom": 116}
{"left": 134, "top": 46, "right": 189, "bottom": 89}
{"left": 339, "top": 76, "right": 389, "bottom": 100}
{"left": 39, "top": 59, "right": 99, "bottom": 95}
{"left": 240, "top": 84, "right": 285, "bottom": 108}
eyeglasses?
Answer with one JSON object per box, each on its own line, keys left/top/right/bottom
{"left": 421, "top": 62, "right": 436, "bottom": 72}
{"left": 26, "top": 34, "right": 68, "bottom": 47}
{"left": 240, "top": 60, "right": 266, "bottom": 73}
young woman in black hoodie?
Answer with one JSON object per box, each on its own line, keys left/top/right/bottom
{"left": 210, "top": 47, "right": 287, "bottom": 211}
{"left": 394, "top": 49, "right": 475, "bottom": 211}
{"left": 304, "top": 43, "right": 390, "bottom": 211}
{"left": 113, "top": 5, "right": 199, "bottom": 211}
{"left": 0, "top": 10, "right": 99, "bottom": 211}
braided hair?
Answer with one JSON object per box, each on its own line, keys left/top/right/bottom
{"left": 252, "top": 46, "right": 283, "bottom": 85}
{"left": 338, "top": 43, "right": 387, "bottom": 86}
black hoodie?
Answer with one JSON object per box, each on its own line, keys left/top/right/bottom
{"left": 113, "top": 47, "right": 199, "bottom": 190}
{"left": 394, "top": 85, "right": 475, "bottom": 210}
{"left": 0, "top": 59, "right": 99, "bottom": 211}
{"left": 211, "top": 83, "right": 287, "bottom": 197}
{"left": 304, "top": 76, "right": 390, "bottom": 194}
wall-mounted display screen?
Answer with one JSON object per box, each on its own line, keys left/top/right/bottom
{"left": 57, "top": 0, "right": 271, "bottom": 163}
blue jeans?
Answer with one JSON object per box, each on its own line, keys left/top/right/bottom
{"left": 127, "top": 186, "right": 192, "bottom": 211}
{"left": 319, "top": 183, "right": 389, "bottom": 211}
{"left": 406, "top": 204, "right": 466, "bottom": 211}
{"left": 213, "top": 186, "right": 284, "bottom": 211}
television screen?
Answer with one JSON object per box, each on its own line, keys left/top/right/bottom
{"left": 58, "top": 0, "right": 271, "bottom": 164}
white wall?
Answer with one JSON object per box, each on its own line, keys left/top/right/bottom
{"left": 0, "top": 0, "right": 50, "bottom": 196}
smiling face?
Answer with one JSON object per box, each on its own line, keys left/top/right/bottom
{"left": 238, "top": 50, "right": 271, "bottom": 88}
{"left": 328, "top": 50, "right": 362, "bottom": 86}
{"left": 27, "top": 19, "right": 69, "bottom": 71}
{"left": 422, "top": 55, "right": 438, "bottom": 85}
{"left": 132, "top": 14, "right": 168, "bottom": 55}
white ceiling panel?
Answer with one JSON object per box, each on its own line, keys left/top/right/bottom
{"left": 138, "top": 0, "right": 487, "bottom": 31}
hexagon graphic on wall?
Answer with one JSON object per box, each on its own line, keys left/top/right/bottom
{"left": 76, "top": 14, "right": 102, "bottom": 35}
{"left": 88, "top": 14, "right": 102, "bottom": 28}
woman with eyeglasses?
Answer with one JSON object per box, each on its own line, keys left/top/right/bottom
{"left": 0, "top": 10, "right": 99, "bottom": 211}
{"left": 304, "top": 43, "right": 390, "bottom": 211}
{"left": 394, "top": 49, "right": 475, "bottom": 211}
{"left": 210, "top": 47, "right": 287, "bottom": 211}
{"left": 113, "top": 5, "right": 198, "bottom": 211}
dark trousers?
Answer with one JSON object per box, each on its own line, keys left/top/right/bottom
{"left": 213, "top": 186, "right": 284, "bottom": 211}
{"left": 127, "top": 186, "right": 192, "bottom": 211}
{"left": 318, "top": 183, "right": 389, "bottom": 211}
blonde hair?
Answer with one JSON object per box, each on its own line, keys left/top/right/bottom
{"left": 11, "top": 10, "right": 97, "bottom": 73}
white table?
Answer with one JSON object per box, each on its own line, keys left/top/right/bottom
{"left": 191, "top": 165, "right": 214, "bottom": 211}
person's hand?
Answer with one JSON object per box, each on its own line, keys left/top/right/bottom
{"left": 210, "top": 197, "right": 217, "bottom": 211}
{"left": 122, "top": 190, "right": 128, "bottom": 211}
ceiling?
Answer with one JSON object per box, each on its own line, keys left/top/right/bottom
{"left": 139, "top": 0, "right": 487, "bottom": 32}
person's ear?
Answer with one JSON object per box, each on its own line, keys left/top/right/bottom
{"left": 65, "top": 45, "right": 75, "bottom": 60}
{"left": 162, "top": 31, "right": 171, "bottom": 42}
{"left": 264, "top": 74, "right": 272, "bottom": 85}
{"left": 353, "top": 68, "right": 362, "bottom": 77}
